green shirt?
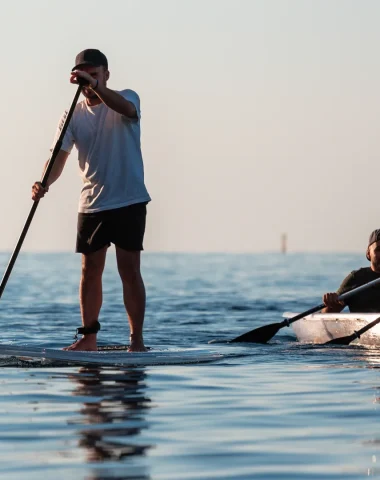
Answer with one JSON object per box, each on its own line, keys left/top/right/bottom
{"left": 337, "top": 267, "right": 380, "bottom": 313}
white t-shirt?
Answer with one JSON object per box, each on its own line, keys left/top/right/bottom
{"left": 52, "top": 89, "right": 151, "bottom": 213}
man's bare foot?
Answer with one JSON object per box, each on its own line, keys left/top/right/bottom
{"left": 63, "top": 335, "right": 97, "bottom": 351}
{"left": 128, "top": 335, "right": 147, "bottom": 352}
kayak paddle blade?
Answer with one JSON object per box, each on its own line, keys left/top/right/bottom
{"left": 324, "top": 334, "right": 357, "bottom": 346}
{"left": 230, "top": 322, "right": 284, "bottom": 344}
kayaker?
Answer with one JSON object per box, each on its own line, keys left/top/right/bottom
{"left": 32, "top": 49, "right": 151, "bottom": 352}
{"left": 322, "top": 229, "right": 380, "bottom": 313}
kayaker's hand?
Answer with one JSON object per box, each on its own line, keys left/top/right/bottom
{"left": 323, "top": 292, "right": 345, "bottom": 310}
{"left": 32, "top": 181, "right": 49, "bottom": 201}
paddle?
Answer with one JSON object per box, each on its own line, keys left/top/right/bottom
{"left": 0, "top": 84, "right": 83, "bottom": 299}
{"left": 324, "top": 316, "right": 380, "bottom": 345}
{"left": 228, "top": 276, "right": 380, "bottom": 344}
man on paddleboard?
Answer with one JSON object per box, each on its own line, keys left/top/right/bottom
{"left": 322, "top": 229, "right": 380, "bottom": 313}
{"left": 32, "top": 49, "right": 151, "bottom": 352}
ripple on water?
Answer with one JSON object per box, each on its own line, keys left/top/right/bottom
{"left": 0, "top": 253, "right": 378, "bottom": 479}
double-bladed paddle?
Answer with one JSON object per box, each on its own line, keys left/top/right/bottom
{"left": 0, "top": 84, "right": 83, "bottom": 299}
{"left": 227, "top": 276, "right": 380, "bottom": 344}
{"left": 324, "top": 315, "right": 380, "bottom": 345}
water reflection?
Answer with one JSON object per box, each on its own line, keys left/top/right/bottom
{"left": 68, "top": 367, "right": 153, "bottom": 480}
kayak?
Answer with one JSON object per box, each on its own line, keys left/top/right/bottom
{"left": 283, "top": 312, "right": 380, "bottom": 345}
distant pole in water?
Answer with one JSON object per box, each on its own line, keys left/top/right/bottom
{"left": 281, "top": 233, "right": 287, "bottom": 254}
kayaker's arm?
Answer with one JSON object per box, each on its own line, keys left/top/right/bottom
{"left": 321, "top": 292, "right": 345, "bottom": 314}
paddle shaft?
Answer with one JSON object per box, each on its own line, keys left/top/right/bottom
{"left": 285, "top": 275, "right": 380, "bottom": 326}
{"left": 229, "top": 274, "right": 380, "bottom": 344}
{"left": 354, "top": 316, "right": 380, "bottom": 337}
{"left": 0, "top": 85, "right": 83, "bottom": 299}
{"left": 325, "top": 315, "right": 380, "bottom": 345}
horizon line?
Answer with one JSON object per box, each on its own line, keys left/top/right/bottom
{"left": 0, "top": 250, "right": 366, "bottom": 255}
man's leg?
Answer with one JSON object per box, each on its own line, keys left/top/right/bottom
{"left": 115, "top": 247, "right": 146, "bottom": 352}
{"left": 64, "top": 246, "right": 108, "bottom": 351}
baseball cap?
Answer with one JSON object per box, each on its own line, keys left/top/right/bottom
{"left": 72, "top": 49, "right": 108, "bottom": 71}
{"left": 366, "top": 229, "right": 380, "bottom": 260}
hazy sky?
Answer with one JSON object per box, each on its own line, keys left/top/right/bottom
{"left": 0, "top": 0, "right": 379, "bottom": 253}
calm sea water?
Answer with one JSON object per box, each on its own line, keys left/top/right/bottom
{"left": 1, "top": 252, "right": 380, "bottom": 479}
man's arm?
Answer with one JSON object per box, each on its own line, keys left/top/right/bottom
{"left": 321, "top": 293, "right": 345, "bottom": 313}
{"left": 72, "top": 70, "right": 137, "bottom": 118}
{"left": 32, "top": 149, "right": 69, "bottom": 201}
{"left": 92, "top": 84, "right": 137, "bottom": 118}
{"left": 320, "top": 272, "right": 355, "bottom": 313}
{"left": 43, "top": 149, "right": 70, "bottom": 186}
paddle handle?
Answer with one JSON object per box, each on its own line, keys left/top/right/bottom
{"left": 0, "top": 85, "right": 82, "bottom": 300}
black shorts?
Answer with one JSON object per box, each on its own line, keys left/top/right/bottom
{"left": 76, "top": 202, "right": 148, "bottom": 255}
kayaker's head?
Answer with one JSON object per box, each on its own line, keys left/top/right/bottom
{"left": 366, "top": 229, "right": 380, "bottom": 271}
{"left": 72, "top": 49, "right": 109, "bottom": 100}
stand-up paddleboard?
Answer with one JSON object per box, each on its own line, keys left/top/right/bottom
{"left": 0, "top": 344, "right": 224, "bottom": 366}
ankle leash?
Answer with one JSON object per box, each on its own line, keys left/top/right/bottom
{"left": 74, "top": 321, "right": 101, "bottom": 340}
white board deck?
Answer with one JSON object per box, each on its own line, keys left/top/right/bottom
{"left": 0, "top": 344, "right": 224, "bottom": 366}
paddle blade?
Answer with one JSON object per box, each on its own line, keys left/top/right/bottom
{"left": 324, "top": 317, "right": 380, "bottom": 346}
{"left": 230, "top": 322, "right": 284, "bottom": 344}
{"left": 324, "top": 334, "right": 357, "bottom": 346}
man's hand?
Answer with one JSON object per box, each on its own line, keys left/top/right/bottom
{"left": 322, "top": 292, "right": 345, "bottom": 310}
{"left": 32, "top": 181, "right": 49, "bottom": 201}
{"left": 70, "top": 70, "right": 97, "bottom": 88}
